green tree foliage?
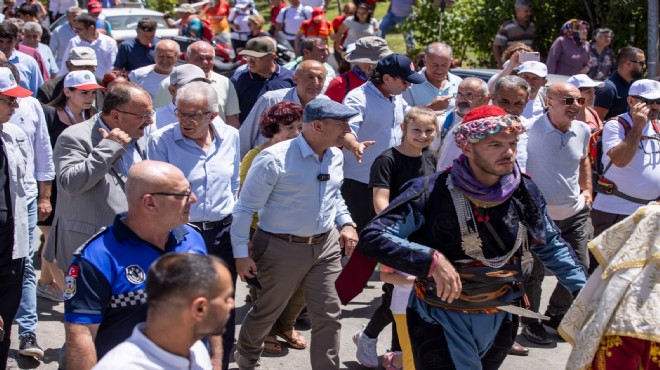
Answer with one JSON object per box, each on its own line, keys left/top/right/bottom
{"left": 148, "top": 0, "right": 179, "bottom": 14}
{"left": 403, "top": 0, "right": 649, "bottom": 67}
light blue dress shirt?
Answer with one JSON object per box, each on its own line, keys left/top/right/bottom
{"left": 231, "top": 134, "right": 353, "bottom": 258}
{"left": 49, "top": 22, "right": 76, "bottom": 68}
{"left": 36, "top": 43, "right": 59, "bottom": 77}
{"left": 147, "top": 121, "right": 240, "bottom": 223}
{"left": 401, "top": 69, "right": 461, "bottom": 120}
{"left": 342, "top": 81, "right": 408, "bottom": 184}
{"left": 8, "top": 50, "right": 43, "bottom": 96}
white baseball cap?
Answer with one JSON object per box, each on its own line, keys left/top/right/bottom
{"left": 629, "top": 79, "right": 660, "bottom": 100}
{"left": 64, "top": 70, "right": 104, "bottom": 90}
{"left": 567, "top": 74, "right": 605, "bottom": 89}
{"left": 0, "top": 67, "right": 32, "bottom": 98}
{"left": 517, "top": 61, "right": 547, "bottom": 78}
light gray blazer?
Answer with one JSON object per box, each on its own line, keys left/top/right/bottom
{"left": 48, "top": 116, "right": 147, "bottom": 271}
{"left": 1, "top": 122, "right": 32, "bottom": 260}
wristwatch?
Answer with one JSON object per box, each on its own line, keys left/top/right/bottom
{"left": 341, "top": 222, "right": 357, "bottom": 229}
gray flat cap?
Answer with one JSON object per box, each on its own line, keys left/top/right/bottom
{"left": 303, "top": 98, "right": 359, "bottom": 122}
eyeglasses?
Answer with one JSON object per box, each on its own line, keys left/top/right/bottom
{"left": 453, "top": 92, "right": 486, "bottom": 101}
{"left": 148, "top": 188, "right": 193, "bottom": 202}
{"left": 0, "top": 97, "right": 19, "bottom": 106}
{"left": 630, "top": 60, "right": 647, "bottom": 67}
{"left": 639, "top": 135, "right": 660, "bottom": 154}
{"left": 114, "top": 109, "right": 155, "bottom": 123}
{"left": 633, "top": 96, "right": 660, "bottom": 105}
{"left": 174, "top": 108, "right": 213, "bottom": 121}
{"left": 549, "top": 96, "right": 586, "bottom": 106}
{"left": 138, "top": 26, "right": 155, "bottom": 32}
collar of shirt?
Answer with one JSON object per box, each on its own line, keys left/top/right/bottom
{"left": 172, "top": 117, "right": 226, "bottom": 147}
{"left": 364, "top": 81, "right": 391, "bottom": 101}
{"left": 295, "top": 132, "right": 334, "bottom": 162}
{"left": 112, "top": 213, "right": 189, "bottom": 249}
{"left": 287, "top": 87, "right": 302, "bottom": 104}
{"left": 540, "top": 114, "right": 578, "bottom": 136}
{"left": 248, "top": 64, "right": 282, "bottom": 81}
{"left": 609, "top": 71, "right": 630, "bottom": 87}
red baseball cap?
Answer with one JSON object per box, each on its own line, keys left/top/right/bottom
{"left": 87, "top": 1, "right": 102, "bottom": 13}
{"left": 312, "top": 7, "right": 325, "bottom": 21}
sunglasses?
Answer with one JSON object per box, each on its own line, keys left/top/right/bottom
{"left": 550, "top": 96, "right": 586, "bottom": 106}
{"left": 629, "top": 60, "right": 647, "bottom": 67}
{"left": 138, "top": 26, "right": 155, "bottom": 32}
{"left": 634, "top": 96, "right": 660, "bottom": 105}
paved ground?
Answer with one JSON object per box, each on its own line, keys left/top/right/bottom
{"left": 8, "top": 246, "right": 572, "bottom": 369}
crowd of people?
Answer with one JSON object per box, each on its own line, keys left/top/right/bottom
{"left": 0, "top": 0, "right": 658, "bottom": 369}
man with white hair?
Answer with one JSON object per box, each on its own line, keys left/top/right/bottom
{"left": 153, "top": 41, "right": 241, "bottom": 128}
{"left": 129, "top": 39, "right": 180, "bottom": 100}
{"left": 22, "top": 21, "right": 58, "bottom": 79}
{"left": 147, "top": 81, "right": 240, "bottom": 370}
{"left": 436, "top": 77, "right": 490, "bottom": 170}
{"left": 49, "top": 6, "right": 82, "bottom": 67}
{"left": 402, "top": 42, "right": 462, "bottom": 121}
{"left": 239, "top": 59, "right": 326, "bottom": 158}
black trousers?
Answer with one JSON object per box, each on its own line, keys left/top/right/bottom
{"left": 407, "top": 306, "right": 517, "bottom": 370}
{"left": 340, "top": 179, "right": 374, "bottom": 231}
{"left": 364, "top": 283, "right": 401, "bottom": 351}
{"left": 0, "top": 257, "right": 25, "bottom": 369}
{"left": 197, "top": 216, "right": 236, "bottom": 370}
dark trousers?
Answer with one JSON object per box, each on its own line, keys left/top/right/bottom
{"left": 0, "top": 258, "right": 25, "bottom": 369}
{"left": 364, "top": 283, "right": 401, "bottom": 351}
{"left": 588, "top": 208, "right": 628, "bottom": 274}
{"left": 407, "top": 306, "right": 517, "bottom": 370}
{"left": 522, "top": 206, "right": 591, "bottom": 324}
{"left": 197, "top": 216, "right": 236, "bottom": 370}
{"left": 340, "top": 179, "right": 374, "bottom": 231}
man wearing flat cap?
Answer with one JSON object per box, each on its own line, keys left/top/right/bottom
{"left": 231, "top": 98, "right": 360, "bottom": 370}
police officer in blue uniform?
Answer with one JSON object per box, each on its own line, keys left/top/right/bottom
{"left": 62, "top": 160, "right": 207, "bottom": 369}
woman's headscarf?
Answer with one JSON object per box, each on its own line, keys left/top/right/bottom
{"left": 561, "top": 19, "right": 589, "bottom": 45}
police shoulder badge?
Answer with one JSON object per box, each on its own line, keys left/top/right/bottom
{"left": 63, "top": 276, "right": 77, "bottom": 300}
{"left": 125, "top": 265, "right": 146, "bottom": 285}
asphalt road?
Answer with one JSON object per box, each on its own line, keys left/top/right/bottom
{"left": 8, "top": 242, "right": 572, "bottom": 370}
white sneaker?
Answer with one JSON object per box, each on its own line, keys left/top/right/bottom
{"left": 353, "top": 327, "right": 379, "bottom": 368}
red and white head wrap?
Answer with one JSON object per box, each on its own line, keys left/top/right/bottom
{"left": 453, "top": 105, "right": 526, "bottom": 147}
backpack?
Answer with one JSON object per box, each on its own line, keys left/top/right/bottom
{"left": 590, "top": 116, "right": 632, "bottom": 176}
{"left": 199, "top": 18, "right": 215, "bottom": 42}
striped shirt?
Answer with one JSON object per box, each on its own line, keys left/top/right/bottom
{"left": 493, "top": 18, "right": 535, "bottom": 47}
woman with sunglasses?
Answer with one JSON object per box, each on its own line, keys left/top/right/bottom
{"left": 37, "top": 71, "right": 105, "bottom": 302}
{"left": 546, "top": 19, "right": 591, "bottom": 76}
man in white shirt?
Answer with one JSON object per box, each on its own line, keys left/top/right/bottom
{"left": 517, "top": 61, "right": 548, "bottom": 121}
{"left": 274, "top": 0, "right": 312, "bottom": 49}
{"left": 94, "top": 253, "right": 234, "bottom": 370}
{"left": 591, "top": 79, "right": 660, "bottom": 235}
{"left": 59, "top": 13, "right": 117, "bottom": 79}
{"left": 129, "top": 40, "right": 180, "bottom": 101}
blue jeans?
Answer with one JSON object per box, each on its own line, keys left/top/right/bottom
{"left": 378, "top": 12, "right": 414, "bottom": 52}
{"left": 15, "top": 198, "right": 38, "bottom": 338}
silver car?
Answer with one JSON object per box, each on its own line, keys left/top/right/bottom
{"left": 50, "top": 8, "right": 178, "bottom": 43}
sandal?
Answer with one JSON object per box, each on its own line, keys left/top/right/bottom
{"left": 263, "top": 335, "right": 282, "bottom": 354}
{"left": 274, "top": 328, "right": 307, "bottom": 349}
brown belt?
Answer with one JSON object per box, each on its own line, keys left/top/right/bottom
{"left": 262, "top": 229, "right": 330, "bottom": 245}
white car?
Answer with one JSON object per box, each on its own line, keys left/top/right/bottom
{"left": 50, "top": 8, "right": 178, "bottom": 43}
